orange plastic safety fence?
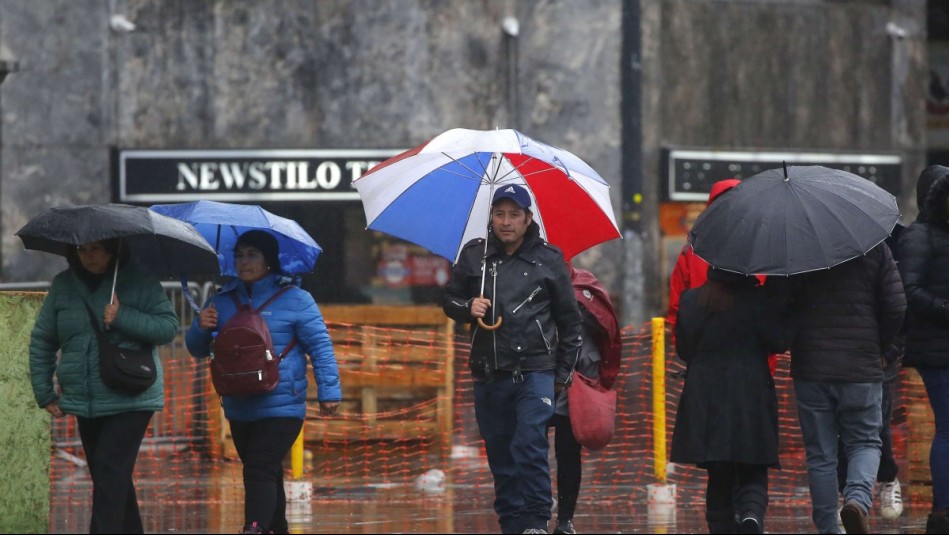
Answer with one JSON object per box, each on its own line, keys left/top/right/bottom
{"left": 47, "top": 321, "right": 933, "bottom": 515}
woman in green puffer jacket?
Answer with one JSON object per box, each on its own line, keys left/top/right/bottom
{"left": 29, "top": 238, "right": 178, "bottom": 534}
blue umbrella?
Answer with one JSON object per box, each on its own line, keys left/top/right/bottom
{"left": 149, "top": 201, "right": 322, "bottom": 277}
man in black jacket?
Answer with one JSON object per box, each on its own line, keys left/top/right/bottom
{"left": 789, "top": 242, "right": 906, "bottom": 534}
{"left": 444, "top": 184, "right": 583, "bottom": 534}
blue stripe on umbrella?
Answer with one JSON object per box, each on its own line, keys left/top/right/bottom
{"left": 368, "top": 153, "right": 487, "bottom": 260}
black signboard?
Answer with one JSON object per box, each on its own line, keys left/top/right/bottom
{"left": 113, "top": 149, "right": 403, "bottom": 203}
{"left": 662, "top": 148, "right": 902, "bottom": 202}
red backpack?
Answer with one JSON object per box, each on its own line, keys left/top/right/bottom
{"left": 210, "top": 286, "right": 296, "bottom": 397}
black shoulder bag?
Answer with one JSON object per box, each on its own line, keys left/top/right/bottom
{"left": 83, "top": 304, "right": 157, "bottom": 394}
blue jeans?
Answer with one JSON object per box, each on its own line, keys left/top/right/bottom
{"left": 474, "top": 370, "right": 556, "bottom": 534}
{"left": 917, "top": 367, "right": 949, "bottom": 511}
{"left": 795, "top": 381, "right": 882, "bottom": 534}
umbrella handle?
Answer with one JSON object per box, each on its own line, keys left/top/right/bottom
{"left": 477, "top": 316, "right": 503, "bottom": 331}
{"left": 475, "top": 292, "right": 503, "bottom": 331}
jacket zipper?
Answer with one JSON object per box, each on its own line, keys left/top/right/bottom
{"left": 512, "top": 287, "right": 542, "bottom": 315}
{"left": 491, "top": 261, "right": 499, "bottom": 370}
{"left": 227, "top": 369, "right": 264, "bottom": 381}
{"left": 536, "top": 319, "right": 551, "bottom": 353}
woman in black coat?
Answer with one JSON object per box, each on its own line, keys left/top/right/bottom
{"left": 671, "top": 267, "right": 790, "bottom": 534}
{"left": 898, "top": 164, "right": 949, "bottom": 533}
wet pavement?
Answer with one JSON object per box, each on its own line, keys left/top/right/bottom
{"left": 49, "top": 456, "right": 932, "bottom": 534}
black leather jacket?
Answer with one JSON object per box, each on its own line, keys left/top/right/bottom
{"left": 443, "top": 223, "right": 583, "bottom": 384}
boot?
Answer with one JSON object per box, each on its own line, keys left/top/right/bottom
{"left": 241, "top": 522, "right": 264, "bottom": 534}
{"left": 927, "top": 509, "right": 949, "bottom": 535}
{"left": 706, "top": 508, "right": 738, "bottom": 534}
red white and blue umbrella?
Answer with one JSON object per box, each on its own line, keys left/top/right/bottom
{"left": 353, "top": 128, "right": 621, "bottom": 262}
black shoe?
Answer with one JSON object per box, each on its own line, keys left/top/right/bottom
{"left": 840, "top": 501, "right": 869, "bottom": 534}
{"left": 240, "top": 522, "right": 264, "bottom": 534}
{"left": 739, "top": 516, "right": 761, "bottom": 534}
{"left": 553, "top": 519, "right": 576, "bottom": 534}
{"left": 927, "top": 508, "right": 949, "bottom": 534}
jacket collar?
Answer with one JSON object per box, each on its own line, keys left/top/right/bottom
{"left": 219, "top": 273, "right": 282, "bottom": 300}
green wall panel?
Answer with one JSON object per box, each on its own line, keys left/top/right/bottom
{"left": 0, "top": 292, "right": 50, "bottom": 533}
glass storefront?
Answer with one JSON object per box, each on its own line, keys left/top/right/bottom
{"left": 213, "top": 201, "right": 450, "bottom": 306}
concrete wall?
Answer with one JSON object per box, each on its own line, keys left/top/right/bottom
{"left": 0, "top": 0, "right": 929, "bottom": 324}
{"left": 0, "top": 0, "right": 624, "bottom": 292}
{"left": 0, "top": 292, "right": 49, "bottom": 533}
{"left": 630, "top": 0, "right": 928, "bottom": 323}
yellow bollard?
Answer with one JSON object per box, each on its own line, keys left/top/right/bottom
{"left": 651, "top": 317, "right": 667, "bottom": 484}
{"left": 291, "top": 425, "right": 304, "bottom": 480}
{"left": 647, "top": 317, "right": 676, "bottom": 533}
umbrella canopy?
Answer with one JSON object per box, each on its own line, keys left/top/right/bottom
{"left": 687, "top": 165, "right": 901, "bottom": 275}
{"left": 16, "top": 203, "right": 219, "bottom": 276}
{"left": 149, "top": 200, "right": 321, "bottom": 276}
{"left": 353, "top": 128, "right": 621, "bottom": 262}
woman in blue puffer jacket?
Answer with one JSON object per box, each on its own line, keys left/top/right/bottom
{"left": 185, "top": 230, "right": 341, "bottom": 535}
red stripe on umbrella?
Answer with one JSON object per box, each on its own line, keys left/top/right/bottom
{"left": 512, "top": 154, "right": 620, "bottom": 261}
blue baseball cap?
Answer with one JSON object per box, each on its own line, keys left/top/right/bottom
{"left": 492, "top": 184, "right": 532, "bottom": 209}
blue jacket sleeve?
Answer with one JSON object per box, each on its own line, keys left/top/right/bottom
{"left": 293, "top": 290, "right": 342, "bottom": 402}
{"left": 185, "top": 296, "right": 216, "bottom": 359}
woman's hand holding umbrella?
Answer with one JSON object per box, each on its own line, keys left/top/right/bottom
{"left": 198, "top": 302, "right": 218, "bottom": 331}
{"left": 103, "top": 292, "right": 120, "bottom": 326}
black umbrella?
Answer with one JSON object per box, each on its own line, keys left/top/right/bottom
{"left": 16, "top": 203, "right": 220, "bottom": 277}
{"left": 687, "top": 165, "right": 900, "bottom": 275}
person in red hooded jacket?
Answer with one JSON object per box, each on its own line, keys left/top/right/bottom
{"left": 666, "top": 178, "right": 777, "bottom": 375}
{"left": 550, "top": 265, "right": 621, "bottom": 535}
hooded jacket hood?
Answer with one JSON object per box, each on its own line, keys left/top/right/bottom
{"left": 917, "top": 165, "right": 949, "bottom": 225}
{"left": 708, "top": 179, "right": 741, "bottom": 206}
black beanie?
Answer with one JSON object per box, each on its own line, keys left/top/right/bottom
{"left": 235, "top": 230, "right": 281, "bottom": 273}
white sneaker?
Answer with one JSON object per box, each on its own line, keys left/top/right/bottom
{"left": 837, "top": 506, "right": 845, "bottom": 532}
{"left": 879, "top": 480, "right": 904, "bottom": 520}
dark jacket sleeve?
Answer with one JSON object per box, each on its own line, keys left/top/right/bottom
{"left": 755, "top": 289, "right": 792, "bottom": 355}
{"left": 442, "top": 248, "right": 477, "bottom": 323}
{"left": 899, "top": 223, "right": 949, "bottom": 325}
{"left": 876, "top": 243, "right": 907, "bottom": 350}
{"left": 549, "top": 259, "right": 583, "bottom": 384}
{"left": 673, "top": 291, "right": 697, "bottom": 364}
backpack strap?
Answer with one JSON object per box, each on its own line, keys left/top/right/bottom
{"left": 228, "top": 285, "right": 298, "bottom": 360}
{"left": 255, "top": 286, "right": 295, "bottom": 313}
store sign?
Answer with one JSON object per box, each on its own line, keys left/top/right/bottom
{"left": 662, "top": 148, "right": 902, "bottom": 201}
{"left": 114, "top": 148, "right": 402, "bottom": 203}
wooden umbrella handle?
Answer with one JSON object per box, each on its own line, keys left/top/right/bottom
{"left": 477, "top": 316, "right": 503, "bottom": 331}
{"left": 474, "top": 294, "right": 502, "bottom": 330}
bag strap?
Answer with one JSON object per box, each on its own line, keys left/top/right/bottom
{"left": 81, "top": 302, "right": 105, "bottom": 336}
{"left": 256, "top": 286, "right": 294, "bottom": 312}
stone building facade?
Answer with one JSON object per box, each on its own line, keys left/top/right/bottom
{"left": 0, "top": 1, "right": 930, "bottom": 325}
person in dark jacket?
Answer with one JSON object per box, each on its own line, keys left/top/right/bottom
{"left": 443, "top": 184, "right": 583, "bottom": 534}
{"left": 550, "top": 266, "right": 621, "bottom": 535}
{"left": 789, "top": 241, "right": 906, "bottom": 534}
{"left": 836, "top": 226, "right": 907, "bottom": 524}
{"left": 671, "top": 267, "right": 790, "bottom": 534}
{"left": 186, "top": 230, "right": 342, "bottom": 535}
{"left": 29, "top": 238, "right": 179, "bottom": 534}
{"left": 897, "top": 164, "right": 949, "bottom": 533}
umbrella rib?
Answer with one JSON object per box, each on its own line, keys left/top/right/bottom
{"left": 438, "top": 152, "right": 495, "bottom": 183}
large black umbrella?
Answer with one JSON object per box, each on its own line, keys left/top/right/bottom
{"left": 16, "top": 203, "right": 220, "bottom": 277}
{"left": 687, "top": 165, "right": 900, "bottom": 275}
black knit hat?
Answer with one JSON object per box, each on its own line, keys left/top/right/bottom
{"left": 234, "top": 230, "right": 281, "bottom": 273}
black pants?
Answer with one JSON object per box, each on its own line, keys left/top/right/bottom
{"left": 229, "top": 417, "right": 304, "bottom": 533}
{"left": 552, "top": 414, "right": 582, "bottom": 522}
{"left": 76, "top": 410, "right": 153, "bottom": 534}
{"left": 837, "top": 378, "right": 897, "bottom": 490}
{"left": 705, "top": 462, "right": 770, "bottom": 534}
